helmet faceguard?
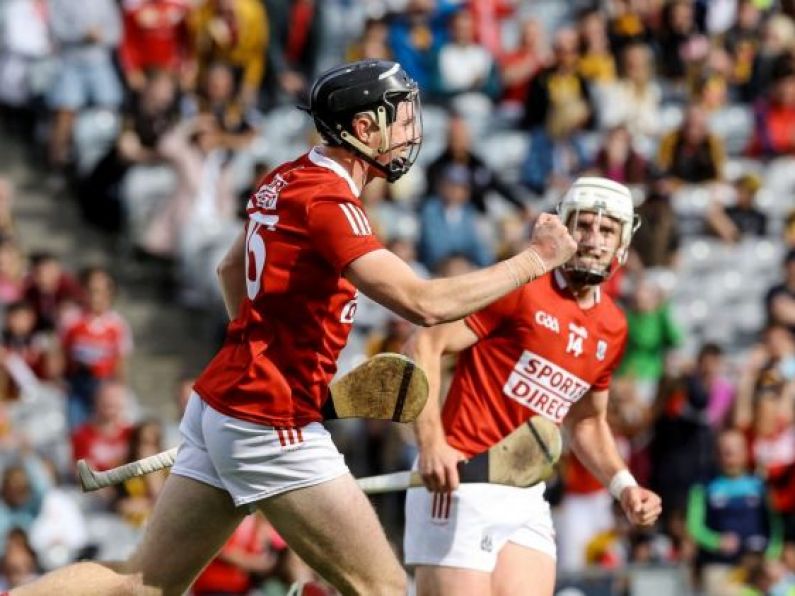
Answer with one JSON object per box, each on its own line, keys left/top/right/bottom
{"left": 556, "top": 177, "right": 640, "bottom": 285}
{"left": 302, "top": 60, "right": 423, "bottom": 182}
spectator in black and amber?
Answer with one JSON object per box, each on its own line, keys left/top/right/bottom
{"left": 523, "top": 27, "right": 595, "bottom": 132}
{"left": 707, "top": 173, "right": 767, "bottom": 243}
{"left": 658, "top": 104, "right": 725, "bottom": 184}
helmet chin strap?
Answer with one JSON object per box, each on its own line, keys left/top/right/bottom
{"left": 562, "top": 265, "right": 609, "bottom": 286}
{"left": 562, "top": 248, "right": 620, "bottom": 287}
{"left": 339, "top": 106, "right": 410, "bottom": 183}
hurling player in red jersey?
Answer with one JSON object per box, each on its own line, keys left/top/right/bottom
{"left": 16, "top": 61, "right": 577, "bottom": 596}
{"left": 404, "top": 177, "right": 663, "bottom": 596}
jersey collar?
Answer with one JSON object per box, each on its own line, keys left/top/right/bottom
{"left": 553, "top": 269, "right": 601, "bottom": 304}
{"left": 308, "top": 146, "right": 361, "bottom": 197}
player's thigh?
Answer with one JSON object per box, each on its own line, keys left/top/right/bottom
{"left": 256, "top": 473, "right": 405, "bottom": 595}
{"left": 491, "top": 542, "right": 555, "bottom": 596}
{"left": 125, "top": 474, "right": 246, "bottom": 594}
{"left": 413, "top": 565, "right": 492, "bottom": 596}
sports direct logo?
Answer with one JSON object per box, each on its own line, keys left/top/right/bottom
{"left": 502, "top": 351, "right": 590, "bottom": 423}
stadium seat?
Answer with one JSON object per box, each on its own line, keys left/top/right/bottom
{"left": 452, "top": 93, "right": 495, "bottom": 139}
{"left": 679, "top": 239, "right": 735, "bottom": 275}
{"left": 261, "top": 105, "right": 312, "bottom": 149}
{"left": 520, "top": 0, "right": 574, "bottom": 35}
{"left": 733, "top": 299, "right": 765, "bottom": 335}
{"left": 578, "top": 131, "right": 605, "bottom": 162}
{"left": 391, "top": 161, "right": 426, "bottom": 205}
{"left": 121, "top": 165, "right": 179, "bottom": 249}
{"left": 478, "top": 131, "right": 530, "bottom": 178}
{"left": 85, "top": 512, "right": 143, "bottom": 560}
{"left": 646, "top": 267, "right": 679, "bottom": 296}
{"left": 416, "top": 105, "right": 449, "bottom": 166}
{"left": 671, "top": 186, "right": 710, "bottom": 236}
{"left": 72, "top": 109, "right": 120, "bottom": 176}
{"left": 724, "top": 157, "right": 765, "bottom": 184}
{"left": 718, "top": 269, "right": 745, "bottom": 303}
{"left": 671, "top": 185, "right": 711, "bottom": 218}
{"left": 5, "top": 384, "right": 66, "bottom": 452}
{"left": 742, "top": 238, "right": 783, "bottom": 271}
{"left": 764, "top": 157, "right": 795, "bottom": 193}
{"left": 315, "top": 0, "right": 368, "bottom": 72}
{"left": 659, "top": 103, "right": 685, "bottom": 132}
{"left": 632, "top": 134, "right": 657, "bottom": 160}
{"left": 420, "top": 104, "right": 449, "bottom": 138}
{"left": 709, "top": 104, "right": 753, "bottom": 155}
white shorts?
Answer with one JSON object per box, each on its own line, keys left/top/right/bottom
{"left": 404, "top": 479, "right": 556, "bottom": 572}
{"left": 171, "top": 393, "right": 349, "bottom": 507}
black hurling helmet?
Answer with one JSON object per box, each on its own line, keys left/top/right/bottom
{"left": 304, "top": 59, "right": 423, "bottom": 183}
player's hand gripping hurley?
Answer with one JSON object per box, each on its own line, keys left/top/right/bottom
{"left": 358, "top": 415, "right": 563, "bottom": 493}
{"left": 77, "top": 353, "right": 428, "bottom": 491}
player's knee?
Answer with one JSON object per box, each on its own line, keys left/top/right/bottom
{"left": 63, "top": 561, "right": 148, "bottom": 596}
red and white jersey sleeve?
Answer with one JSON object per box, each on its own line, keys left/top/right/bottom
{"left": 442, "top": 271, "right": 628, "bottom": 458}
{"left": 307, "top": 199, "right": 382, "bottom": 272}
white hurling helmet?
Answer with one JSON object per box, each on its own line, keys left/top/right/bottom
{"left": 556, "top": 176, "right": 641, "bottom": 284}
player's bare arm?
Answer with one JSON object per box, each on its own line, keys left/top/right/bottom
{"left": 345, "top": 213, "right": 576, "bottom": 327}
{"left": 217, "top": 229, "right": 246, "bottom": 320}
{"left": 563, "top": 389, "right": 662, "bottom": 527}
{"left": 405, "top": 321, "right": 479, "bottom": 492}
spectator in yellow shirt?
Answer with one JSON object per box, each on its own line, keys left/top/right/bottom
{"left": 188, "top": 0, "right": 268, "bottom": 106}
{"left": 578, "top": 9, "right": 617, "bottom": 85}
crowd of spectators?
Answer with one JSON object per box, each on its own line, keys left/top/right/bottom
{"left": 5, "top": 0, "right": 795, "bottom": 594}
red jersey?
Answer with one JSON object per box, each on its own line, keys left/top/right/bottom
{"left": 443, "top": 271, "right": 628, "bottom": 458}
{"left": 119, "top": 0, "right": 190, "bottom": 74}
{"left": 71, "top": 423, "right": 132, "bottom": 471}
{"left": 63, "top": 311, "right": 133, "bottom": 378}
{"left": 195, "top": 148, "right": 383, "bottom": 426}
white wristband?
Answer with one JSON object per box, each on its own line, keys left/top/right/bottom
{"left": 525, "top": 247, "right": 547, "bottom": 277}
{"left": 608, "top": 469, "right": 638, "bottom": 500}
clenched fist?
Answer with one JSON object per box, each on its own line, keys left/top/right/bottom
{"left": 528, "top": 213, "right": 578, "bottom": 272}
{"left": 619, "top": 486, "right": 663, "bottom": 527}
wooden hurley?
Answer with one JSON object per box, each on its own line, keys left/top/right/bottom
{"left": 357, "top": 416, "right": 563, "bottom": 494}
{"left": 78, "top": 353, "right": 428, "bottom": 492}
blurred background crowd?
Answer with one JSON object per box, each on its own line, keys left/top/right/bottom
{"left": 4, "top": 0, "right": 795, "bottom": 594}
